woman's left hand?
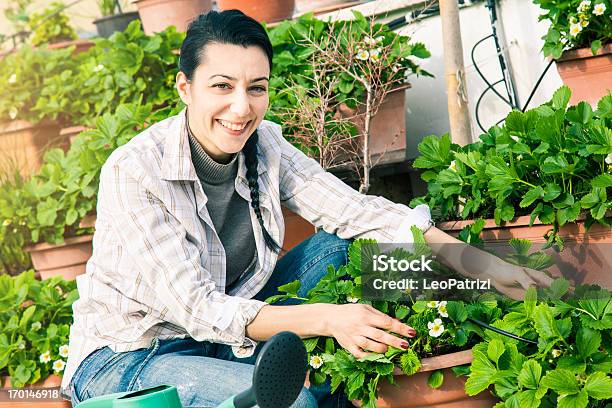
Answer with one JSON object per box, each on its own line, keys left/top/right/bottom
{"left": 483, "top": 257, "right": 554, "bottom": 300}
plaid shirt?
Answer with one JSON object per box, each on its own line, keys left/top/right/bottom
{"left": 61, "top": 109, "right": 432, "bottom": 395}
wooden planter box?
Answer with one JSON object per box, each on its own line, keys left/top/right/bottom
{"left": 438, "top": 215, "right": 612, "bottom": 288}
{"left": 26, "top": 235, "right": 94, "bottom": 281}
{"left": 556, "top": 43, "right": 612, "bottom": 106}
{"left": 353, "top": 350, "right": 497, "bottom": 407}
{"left": 0, "top": 120, "right": 66, "bottom": 176}
{"left": 1, "top": 375, "right": 71, "bottom": 408}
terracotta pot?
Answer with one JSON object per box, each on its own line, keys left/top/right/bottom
{"left": 1, "top": 375, "right": 70, "bottom": 407}
{"left": 295, "top": 0, "right": 359, "bottom": 14}
{"left": 353, "top": 350, "right": 498, "bottom": 407}
{"left": 0, "top": 120, "right": 66, "bottom": 176}
{"left": 437, "top": 215, "right": 612, "bottom": 288}
{"left": 47, "top": 39, "right": 94, "bottom": 55}
{"left": 79, "top": 213, "right": 97, "bottom": 229}
{"left": 282, "top": 206, "right": 315, "bottom": 253}
{"left": 217, "top": 0, "right": 295, "bottom": 23}
{"left": 337, "top": 85, "right": 411, "bottom": 165}
{"left": 60, "top": 125, "right": 90, "bottom": 145}
{"left": 26, "top": 235, "right": 93, "bottom": 281}
{"left": 133, "top": 0, "right": 212, "bottom": 35}
{"left": 555, "top": 43, "right": 612, "bottom": 106}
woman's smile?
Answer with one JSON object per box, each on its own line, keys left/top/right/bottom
{"left": 216, "top": 118, "right": 253, "bottom": 135}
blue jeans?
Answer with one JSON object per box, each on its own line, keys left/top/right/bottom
{"left": 69, "top": 231, "right": 352, "bottom": 408}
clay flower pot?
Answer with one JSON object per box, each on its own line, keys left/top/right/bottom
{"left": 555, "top": 43, "right": 612, "bottom": 106}
{"left": 217, "top": 0, "right": 295, "bottom": 23}
{"left": 133, "top": 0, "right": 212, "bottom": 35}
{"left": 47, "top": 39, "right": 95, "bottom": 55}
{"left": 336, "top": 84, "right": 411, "bottom": 166}
{"left": 282, "top": 206, "right": 315, "bottom": 254}
{"left": 26, "top": 235, "right": 94, "bottom": 281}
{"left": 353, "top": 350, "right": 498, "bottom": 407}
{"left": 437, "top": 214, "right": 612, "bottom": 288}
{"left": 1, "top": 374, "right": 70, "bottom": 407}
{"left": 59, "top": 125, "right": 90, "bottom": 146}
{"left": 0, "top": 120, "right": 66, "bottom": 176}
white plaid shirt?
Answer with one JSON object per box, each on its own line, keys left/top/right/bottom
{"left": 61, "top": 109, "right": 432, "bottom": 396}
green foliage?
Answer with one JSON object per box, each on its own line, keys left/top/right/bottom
{"left": 3, "top": 0, "right": 33, "bottom": 34}
{"left": 0, "top": 45, "right": 75, "bottom": 123}
{"left": 28, "top": 2, "right": 77, "bottom": 46}
{"left": 0, "top": 102, "right": 156, "bottom": 249}
{"left": 466, "top": 284, "right": 612, "bottom": 408}
{"left": 533, "top": 0, "right": 611, "bottom": 58}
{"left": 0, "top": 271, "right": 78, "bottom": 387}
{"left": 98, "top": 0, "right": 123, "bottom": 16}
{"left": 265, "top": 11, "right": 431, "bottom": 153}
{"left": 0, "top": 21, "right": 183, "bottom": 125}
{"left": 411, "top": 87, "right": 612, "bottom": 249}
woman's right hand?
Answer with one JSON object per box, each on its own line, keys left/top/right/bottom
{"left": 322, "top": 303, "right": 417, "bottom": 359}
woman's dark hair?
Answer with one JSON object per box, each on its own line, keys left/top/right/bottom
{"left": 180, "top": 10, "right": 281, "bottom": 254}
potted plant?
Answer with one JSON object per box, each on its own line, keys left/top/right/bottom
{"left": 28, "top": 2, "right": 94, "bottom": 55}
{"left": 265, "top": 12, "right": 431, "bottom": 250}
{"left": 217, "top": 0, "right": 295, "bottom": 23}
{"left": 267, "top": 227, "right": 612, "bottom": 407}
{"left": 0, "top": 270, "right": 78, "bottom": 399}
{"left": 410, "top": 86, "right": 612, "bottom": 286}
{"left": 534, "top": 0, "right": 611, "bottom": 105}
{"left": 132, "top": 0, "right": 212, "bottom": 35}
{"left": 0, "top": 46, "right": 76, "bottom": 176}
{"left": 93, "top": 0, "right": 141, "bottom": 38}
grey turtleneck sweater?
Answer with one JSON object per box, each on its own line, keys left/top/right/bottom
{"left": 187, "top": 127, "right": 257, "bottom": 290}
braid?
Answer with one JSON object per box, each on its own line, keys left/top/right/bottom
{"left": 243, "top": 131, "right": 282, "bottom": 254}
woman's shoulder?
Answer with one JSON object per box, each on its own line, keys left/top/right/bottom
{"left": 102, "top": 114, "right": 182, "bottom": 177}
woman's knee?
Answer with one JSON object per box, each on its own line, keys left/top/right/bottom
{"left": 292, "top": 387, "right": 318, "bottom": 408}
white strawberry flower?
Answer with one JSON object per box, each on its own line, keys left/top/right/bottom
{"left": 18, "top": 340, "right": 25, "bottom": 349}
{"left": 93, "top": 64, "right": 104, "bottom": 73}
{"left": 356, "top": 49, "right": 370, "bottom": 61}
{"left": 448, "top": 160, "right": 457, "bottom": 172}
{"left": 346, "top": 296, "right": 359, "bottom": 303}
{"left": 510, "top": 135, "right": 520, "bottom": 142}
{"left": 605, "top": 153, "right": 612, "bottom": 164}
{"left": 8, "top": 107, "right": 18, "bottom": 120}
{"left": 428, "top": 319, "right": 445, "bottom": 337}
{"left": 551, "top": 349, "right": 562, "bottom": 358}
{"left": 581, "top": 18, "right": 589, "bottom": 27}
{"left": 426, "top": 300, "right": 439, "bottom": 308}
{"left": 570, "top": 22, "right": 583, "bottom": 36}
{"left": 578, "top": 0, "right": 591, "bottom": 11}
{"left": 58, "top": 344, "right": 69, "bottom": 358}
{"left": 8, "top": 73, "right": 17, "bottom": 84}
{"left": 309, "top": 355, "right": 323, "bottom": 369}
{"left": 370, "top": 47, "right": 381, "bottom": 62}
{"left": 363, "top": 36, "right": 377, "bottom": 46}
{"left": 593, "top": 3, "right": 606, "bottom": 15}
{"left": 40, "top": 351, "right": 51, "bottom": 364}
{"left": 2, "top": 219, "right": 11, "bottom": 227}
{"left": 376, "top": 36, "right": 384, "bottom": 43}
{"left": 437, "top": 301, "right": 448, "bottom": 318}
{"left": 52, "top": 359, "right": 66, "bottom": 372}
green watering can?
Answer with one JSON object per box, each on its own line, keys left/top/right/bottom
{"left": 75, "top": 331, "right": 308, "bottom": 408}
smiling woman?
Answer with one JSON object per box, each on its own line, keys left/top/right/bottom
{"left": 59, "top": 9, "right": 553, "bottom": 408}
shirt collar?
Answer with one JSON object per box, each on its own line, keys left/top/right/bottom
{"left": 161, "top": 108, "right": 265, "bottom": 182}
